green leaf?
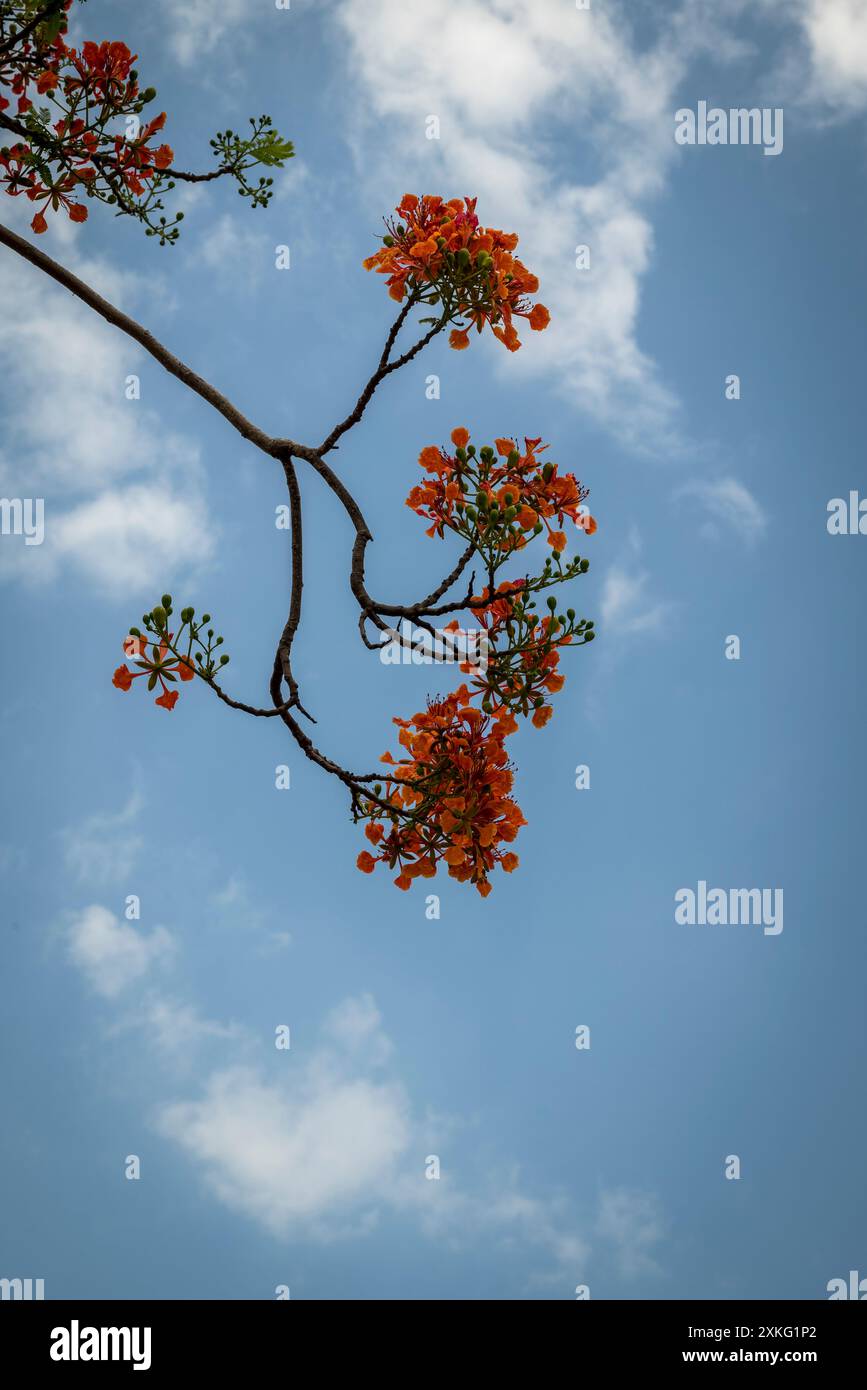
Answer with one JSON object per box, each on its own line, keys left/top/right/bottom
{"left": 251, "top": 134, "right": 295, "bottom": 168}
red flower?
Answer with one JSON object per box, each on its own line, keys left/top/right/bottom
{"left": 111, "top": 633, "right": 198, "bottom": 710}
{"left": 364, "top": 195, "right": 551, "bottom": 353}
{"left": 356, "top": 685, "right": 526, "bottom": 897}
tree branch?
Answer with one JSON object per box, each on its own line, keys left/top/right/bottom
{"left": 0, "top": 218, "right": 298, "bottom": 460}
{"left": 316, "top": 298, "right": 446, "bottom": 456}
{"left": 0, "top": 0, "right": 63, "bottom": 61}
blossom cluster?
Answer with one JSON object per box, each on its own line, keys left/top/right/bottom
{"left": 357, "top": 427, "right": 596, "bottom": 895}
{"left": 356, "top": 686, "right": 525, "bottom": 897}
{"left": 0, "top": 2, "right": 292, "bottom": 240}
{"left": 407, "top": 426, "right": 596, "bottom": 557}
{"left": 112, "top": 596, "right": 229, "bottom": 711}
{"left": 363, "top": 194, "right": 550, "bottom": 352}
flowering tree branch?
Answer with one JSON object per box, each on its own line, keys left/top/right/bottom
{"left": 2, "top": 5, "right": 598, "bottom": 898}
{"left": 0, "top": 1, "right": 293, "bottom": 241}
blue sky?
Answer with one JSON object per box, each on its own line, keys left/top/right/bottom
{"left": 1, "top": 0, "right": 866, "bottom": 1299}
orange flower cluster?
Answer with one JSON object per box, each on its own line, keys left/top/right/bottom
{"left": 112, "top": 632, "right": 194, "bottom": 712}
{"left": 358, "top": 427, "right": 597, "bottom": 892}
{"left": 357, "top": 686, "right": 525, "bottom": 897}
{"left": 407, "top": 426, "right": 596, "bottom": 555}
{"left": 111, "top": 597, "right": 229, "bottom": 711}
{"left": 458, "top": 583, "right": 580, "bottom": 730}
{"left": 363, "top": 194, "right": 550, "bottom": 352}
{"left": 0, "top": 11, "right": 174, "bottom": 233}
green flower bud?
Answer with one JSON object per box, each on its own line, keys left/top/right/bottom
{"left": 151, "top": 605, "right": 167, "bottom": 628}
{"left": 456, "top": 248, "right": 471, "bottom": 269}
{"left": 141, "top": 86, "right": 157, "bottom": 103}
{"left": 507, "top": 450, "right": 520, "bottom": 467}
{"left": 383, "top": 234, "right": 394, "bottom": 247}
{"left": 579, "top": 558, "right": 590, "bottom": 572}
{"left": 585, "top": 629, "right": 596, "bottom": 642}
{"left": 161, "top": 593, "right": 172, "bottom": 608}
{"left": 533, "top": 522, "right": 543, "bottom": 535}
{"left": 456, "top": 447, "right": 467, "bottom": 462}
{"left": 542, "top": 462, "right": 555, "bottom": 481}
{"left": 547, "top": 596, "right": 557, "bottom": 610}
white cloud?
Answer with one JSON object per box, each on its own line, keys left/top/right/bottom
{"left": 155, "top": 990, "right": 658, "bottom": 1282}
{"left": 61, "top": 906, "right": 665, "bottom": 1282}
{"left": 62, "top": 790, "right": 144, "bottom": 887}
{"left": 156, "top": 994, "right": 410, "bottom": 1236}
{"left": 161, "top": 0, "right": 250, "bottom": 67}
{"left": 324, "top": 993, "right": 393, "bottom": 1065}
{"left": 596, "top": 1188, "right": 665, "bottom": 1279}
{"left": 332, "top": 0, "right": 695, "bottom": 449}
{"left": 674, "top": 476, "right": 767, "bottom": 542}
{"left": 158, "top": 1061, "right": 412, "bottom": 1236}
{"left": 800, "top": 0, "right": 867, "bottom": 112}
{"left": 67, "top": 904, "right": 174, "bottom": 999}
{"left": 0, "top": 205, "right": 217, "bottom": 595}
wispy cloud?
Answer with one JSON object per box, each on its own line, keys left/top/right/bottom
{"left": 159, "top": 0, "right": 251, "bottom": 67}
{"left": 596, "top": 1188, "right": 666, "bottom": 1279}
{"left": 61, "top": 790, "right": 144, "bottom": 888}
{"left": 210, "top": 875, "right": 291, "bottom": 952}
{"left": 600, "top": 528, "right": 672, "bottom": 638}
{"left": 674, "top": 476, "right": 767, "bottom": 543}
{"left": 61, "top": 911, "right": 664, "bottom": 1283}
{"left": 67, "top": 904, "right": 174, "bottom": 999}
